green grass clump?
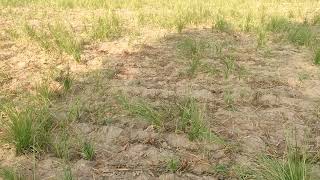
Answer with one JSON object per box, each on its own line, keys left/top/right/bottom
{"left": 174, "top": 16, "right": 188, "bottom": 34}
{"left": 214, "top": 16, "right": 231, "bottom": 32}
{"left": 166, "top": 158, "right": 180, "bottom": 173}
{"left": 172, "top": 9, "right": 199, "bottom": 33}
{"left": 24, "top": 24, "right": 52, "bottom": 51}
{"left": 91, "top": 11, "right": 122, "bottom": 40}
{"left": 287, "top": 25, "right": 313, "bottom": 46}
{"left": 213, "top": 164, "right": 229, "bottom": 177}
{"left": 234, "top": 165, "right": 255, "bottom": 180}
{"left": 223, "top": 56, "right": 236, "bottom": 79}
{"left": 257, "top": 28, "right": 267, "bottom": 48}
{"left": 55, "top": 70, "right": 74, "bottom": 92}
{"left": 177, "top": 38, "right": 209, "bottom": 77}
{"left": 63, "top": 166, "right": 73, "bottom": 180}
{"left": 223, "top": 90, "right": 235, "bottom": 111}
{"left": 266, "top": 16, "right": 291, "bottom": 33}
{"left": 177, "top": 38, "right": 207, "bottom": 59}
{"left": 61, "top": 72, "right": 73, "bottom": 92}
{"left": 82, "top": 142, "right": 95, "bottom": 160}
{"left": 24, "top": 23, "right": 83, "bottom": 62}
{"left": 67, "top": 100, "right": 83, "bottom": 122}
{"left": 254, "top": 146, "right": 310, "bottom": 180}
{"left": 265, "top": 16, "right": 313, "bottom": 46}
{"left": 177, "top": 98, "right": 222, "bottom": 142}
{"left": 117, "top": 94, "right": 163, "bottom": 128}
{"left": 1, "top": 104, "right": 53, "bottom": 154}
{"left": 312, "top": 14, "right": 320, "bottom": 25}
{"left": 242, "top": 14, "right": 253, "bottom": 32}
{"left": 186, "top": 58, "right": 201, "bottom": 78}
{"left": 0, "top": 167, "right": 23, "bottom": 180}
{"left": 53, "top": 133, "right": 71, "bottom": 160}
{"left": 178, "top": 98, "right": 205, "bottom": 140}
{"left": 49, "top": 23, "right": 83, "bottom": 62}
{"left": 314, "top": 49, "right": 320, "bottom": 65}
{"left": 36, "top": 82, "right": 56, "bottom": 102}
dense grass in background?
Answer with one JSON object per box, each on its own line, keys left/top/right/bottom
{"left": 2, "top": 0, "right": 319, "bottom": 31}
{"left": 4, "top": 0, "right": 319, "bottom": 63}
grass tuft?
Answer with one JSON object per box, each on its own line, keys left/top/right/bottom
{"left": 266, "top": 16, "right": 291, "bottom": 33}
{"left": 242, "top": 14, "right": 253, "bottom": 32}
{"left": 55, "top": 70, "right": 74, "bottom": 92}
{"left": 36, "top": 82, "right": 56, "bottom": 102}
{"left": 24, "top": 24, "right": 52, "bottom": 51}
{"left": 177, "top": 38, "right": 209, "bottom": 77}
{"left": 53, "top": 133, "right": 70, "bottom": 160}
{"left": 117, "top": 94, "right": 163, "bottom": 128}
{"left": 82, "top": 142, "right": 95, "bottom": 160}
{"left": 223, "top": 90, "right": 235, "bottom": 111}
{"left": 166, "top": 158, "right": 180, "bottom": 173}
{"left": 186, "top": 58, "right": 201, "bottom": 78}
{"left": 1, "top": 104, "right": 53, "bottom": 154}
{"left": 312, "top": 14, "right": 320, "bottom": 25}
{"left": 62, "top": 72, "right": 73, "bottom": 92}
{"left": 254, "top": 146, "right": 310, "bottom": 180}
{"left": 177, "top": 98, "right": 223, "bottom": 143}
{"left": 24, "top": 23, "right": 83, "bottom": 62}
{"left": 314, "top": 49, "right": 320, "bottom": 65}
{"left": 214, "top": 16, "right": 231, "bottom": 32}
{"left": 213, "top": 164, "right": 229, "bottom": 177}
{"left": 223, "top": 56, "right": 236, "bottom": 79}
{"left": 67, "top": 100, "right": 83, "bottom": 122}
{"left": 0, "top": 167, "right": 23, "bottom": 180}
{"left": 265, "top": 16, "right": 313, "bottom": 46}
{"left": 177, "top": 38, "right": 207, "bottom": 59}
{"left": 48, "top": 23, "right": 83, "bottom": 62}
{"left": 91, "top": 11, "right": 122, "bottom": 40}
{"left": 174, "top": 12, "right": 189, "bottom": 33}
{"left": 257, "top": 28, "right": 267, "bottom": 48}
{"left": 234, "top": 165, "right": 255, "bottom": 180}
{"left": 287, "top": 25, "right": 313, "bottom": 46}
{"left": 63, "top": 166, "right": 73, "bottom": 180}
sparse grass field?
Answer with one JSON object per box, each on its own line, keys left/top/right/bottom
{"left": 1, "top": 0, "right": 320, "bottom": 179}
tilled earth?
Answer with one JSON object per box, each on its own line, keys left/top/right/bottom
{"left": 1, "top": 8, "right": 320, "bottom": 180}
